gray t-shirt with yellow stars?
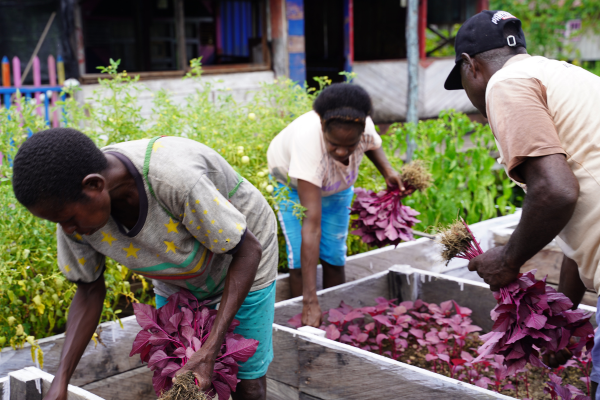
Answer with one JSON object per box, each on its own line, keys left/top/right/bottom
{"left": 56, "top": 137, "right": 278, "bottom": 302}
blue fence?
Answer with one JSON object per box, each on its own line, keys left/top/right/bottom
{"left": 0, "top": 86, "right": 66, "bottom": 131}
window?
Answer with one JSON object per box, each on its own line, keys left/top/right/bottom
{"left": 81, "top": 0, "right": 267, "bottom": 75}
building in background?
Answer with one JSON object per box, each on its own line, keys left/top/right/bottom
{"left": 0, "top": 0, "right": 490, "bottom": 122}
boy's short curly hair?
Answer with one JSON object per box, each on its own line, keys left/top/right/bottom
{"left": 12, "top": 128, "right": 108, "bottom": 207}
{"left": 313, "top": 83, "right": 373, "bottom": 130}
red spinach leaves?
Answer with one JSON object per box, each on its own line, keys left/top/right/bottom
{"left": 350, "top": 187, "right": 421, "bottom": 248}
{"left": 475, "top": 269, "right": 594, "bottom": 373}
{"left": 130, "top": 290, "right": 259, "bottom": 399}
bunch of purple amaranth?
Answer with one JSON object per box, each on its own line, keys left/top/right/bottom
{"left": 350, "top": 162, "right": 431, "bottom": 248}
{"left": 474, "top": 269, "right": 594, "bottom": 374}
{"left": 130, "top": 290, "right": 259, "bottom": 400}
{"left": 436, "top": 217, "right": 483, "bottom": 264}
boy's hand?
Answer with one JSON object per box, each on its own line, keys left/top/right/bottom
{"left": 175, "top": 348, "right": 216, "bottom": 392}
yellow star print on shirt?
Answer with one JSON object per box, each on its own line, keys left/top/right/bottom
{"left": 164, "top": 218, "right": 179, "bottom": 233}
{"left": 123, "top": 243, "right": 141, "bottom": 258}
{"left": 153, "top": 141, "right": 164, "bottom": 152}
{"left": 164, "top": 241, "right": 179, "bottom": 253}
{"left": 78, "top": 257, "right": 86, "bottom": 265}
{"left": 236, "top": 223, "right": 243, "bottom": 232}
{"left": 101, "top": 231, "right": 117, "bottom": 246}
{"left": 74, "top": 233, "right": 83, "bottom": 241}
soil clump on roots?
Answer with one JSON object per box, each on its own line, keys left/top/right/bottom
{"left": 159, "top": 371, "right": 212, "bottom": 400}
{"left": 436, "top": 219, "right": 474, "bottom": 263}
{"left": 401, "top": 160, "right": 432, "bottom": 192}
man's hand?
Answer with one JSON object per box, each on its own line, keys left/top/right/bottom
{"left": 543, "top": 348, "right": 573, "bottom": 368}
{"left": 175, "top": 348, "right": 216, "bottom": 392}
{"left": 302, "top": 297, "right": 322, "bottom": 327}
{"left": 468, "top": 246, "right": 520, "bottom": 291}
{"left": 43, "top": 380, "right": 68, "bottom": 400}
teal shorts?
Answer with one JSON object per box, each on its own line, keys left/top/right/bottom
{"left": 155, "top": 281, "right": 275, "bottom": 380}
{"left": 275, "top": 182, "right": 354, "bottom": 269}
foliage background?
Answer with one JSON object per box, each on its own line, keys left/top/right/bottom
{"left": 0, "top": 60, "right": 516, "bottom": 350}
{"left": 427, "top": 1, "right": 600, "bottom": 66}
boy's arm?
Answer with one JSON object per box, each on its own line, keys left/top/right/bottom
{"left": 44, "top": 275, "right": 106, "bottom": 400}
{"left": 175, "top": 229, "right": 262, "bottom": 390}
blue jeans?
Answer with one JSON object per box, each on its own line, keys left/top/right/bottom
{"left": 155, "top": 281, "right": 275, "bottom": 380}
{"left": 275, "top": 183, "right": 354, "bottom": 269}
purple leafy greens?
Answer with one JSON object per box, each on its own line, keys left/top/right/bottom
{"left": 131, "top": 290, "right": 259, "bottom": 399}
{"left": 350, "top": 187, "right": 421, "bottom": 248}
{"left": 289, "top": 295, "right": 593, "bottom": 399}
{"left": 475, "top": 269, "right": 594, "bottom": 374}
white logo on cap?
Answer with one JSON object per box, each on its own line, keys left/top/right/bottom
{"left": 491, "top": 11, "right": 517, "bottom": 24}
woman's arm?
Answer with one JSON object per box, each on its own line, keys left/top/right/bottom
{"left": 365, "top": 147, "right": 403, "bottom": 189}
{"left": 296, "top": 179, "right": 323, "bottom": 327}
{"left": 44, "top": 275, "right": 107, "bottom": 400}
{"left": 176, "top": 229, "right": 262, "bottom": 390}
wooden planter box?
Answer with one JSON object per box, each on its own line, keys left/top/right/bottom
{"left": 0, "top": 367, "right": 103, "bottom": 400}
{"left": 4, "top": 211, "right": 583, "bottom": 400}
{"left": 266, "top": 265, "right": 597, "bottom": 400}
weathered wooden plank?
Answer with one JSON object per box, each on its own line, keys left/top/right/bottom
{"left": 389, "top": 265, "right": 498, "bottom": 332}
{"left": 80, "top": 367, "right": 155, "bottom": 400}
{"left": 267, "top": 326, "right": 300, "bottom": 387}
{"left": 9, "top": 368, "right": 42, "bottom": 400}
{"left": 266, "top": 377, "right": 300, "bottom": 400}
{"left": 273, "top": 269, "right": 392, "bottom": 326}
{"left": 23, "top": 367, "right": 104, "bottom": 400}
{"left": 272, "top": 325, "right": 512, "bottom": 400}
{"left": 0, "top": 317, "right": 144, "bottom": 386}
{"left": 0, "top": 376, "right": 7, "bottom": 396}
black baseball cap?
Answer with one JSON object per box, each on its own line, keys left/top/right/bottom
{"left": 444, "top": 10, "right": 527, "bottom": 90}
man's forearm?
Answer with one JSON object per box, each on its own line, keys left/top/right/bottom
{"left": 54, "top": 276, "right": 106, "bottom": 389}
{"left": 504, "top": 155, "right": 579, "bottom": 270}
{"left": 202, "top": 231, "right": 262, "bottom": 355}
{"left": 558, "top": 255, "right": 586, "bottom": 310}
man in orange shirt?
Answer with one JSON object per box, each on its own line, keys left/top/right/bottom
{"left": 445, "top": 10, "right": 600, "bottom": 398}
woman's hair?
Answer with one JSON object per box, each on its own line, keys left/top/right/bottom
{"left": 313, "top": 83, "right": 373, "bottom": 131}
{"left": 12, "top": 128, "right": 108, "bottom": 207}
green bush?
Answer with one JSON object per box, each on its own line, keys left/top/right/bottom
{"left": 0, "top": 59, "right": 517, "bottom": 348}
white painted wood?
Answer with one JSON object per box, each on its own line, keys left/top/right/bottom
{"left": 23, "top": 367, "right": 105, "bottom": 400}
{"left": 8, "top": 369, "right": 42, "bottom": 400}
{"left": 270, "top": 324, "right": 514, "bottom": 399}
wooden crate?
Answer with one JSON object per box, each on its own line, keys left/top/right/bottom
{"left": 267, "top": 265, "right": 597, "bottom": 400}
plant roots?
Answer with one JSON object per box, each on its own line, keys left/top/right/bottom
{"left": 159, "top": 371, "right": 212, "bottom": 400}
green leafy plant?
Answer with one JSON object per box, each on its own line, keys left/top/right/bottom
{"left": 0, "top": 59, "right": 517, "bottom": 349}
{"left": 489, "top": 0, "right": 600, "bottom": 59}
